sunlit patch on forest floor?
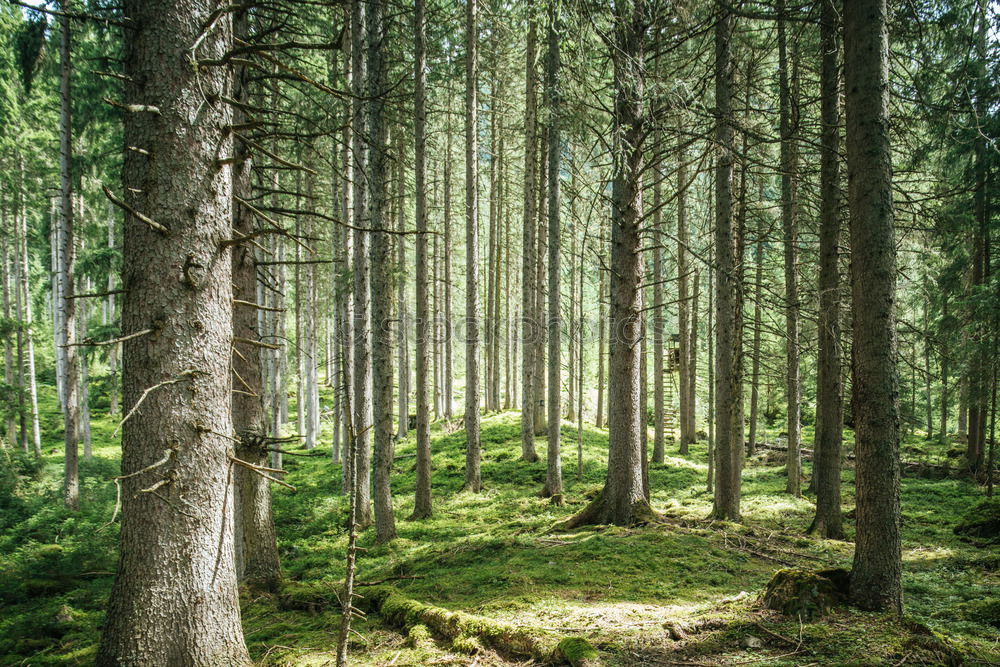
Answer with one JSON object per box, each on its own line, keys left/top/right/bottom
{"left": 1, "top": 392, "right": 998, "bottom": 665}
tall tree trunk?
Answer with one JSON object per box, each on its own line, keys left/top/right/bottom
{"left": 532, "top": 126, "right": 549, "bottom": 438}
{"left": 368, "top": 0, "right": 396, "bottom": 545}
{"left": 940, "top": 296, "right": 949, "bottom": 436}
{"left": 443, "top": 104, "right": 455, "bottom": 421}
{"left": 543, "top": 1, "right": 563, "bottom": 503}
{"left": 397, "top": 135, "right": 410, "bottom": 439}
{"left": 566, "top": 0, "right": 652, "bottom": 527}
{"left": 410, "top": 0, "right": 432, "bottom": 520}
{"left": 596, "top": 265, "right": 605, "bottom": 429}
{"left": 97, "top": 0, "right": 250, "bottom": 660}
{"left": 677, "top": 144, "right": 695, "bottom": 451}
{"left": 464, "top": 0, "right": 482, "bottom": 492}
{"left": 231, "top": 6, "right": 282, "bottom": 591}
{"left": 2, "top": 229, "right": 16, "bottom": 448}
{"left": 778, "top": 0, "right": 802, "bottom": 496}
{"left": 844, "top": 0, "right": 902, "bottom": 614}
{"left": 77, "top": 271, "right": 92, "bottom": 459}
{"left": 305, "top": 174, "right": 320, "bottom": 450}
{"left": 351, "top": 0, "right": 374, "bottom": 529}
{"left": 58, "top": 3, "right": 79, "bottom": 511}
{"left": 747, "top": 230, "right": 763, "bottom": 456}
{"left": 18, "top": 166, "right": 41, "bottom": 457}
{"left": 520, "top": 1, "right": 539, "bottom": 461}
{"left": 106, "top": 200, "right": 120, "bottom": 417}
{"left": 810, "top": 0, "right": 844, "bottom": 539}
{"left": 711, "top": 3, "right": 743, "bottom": 522}
{"left": 652, "top": 143, "right": 666, "bottom": 465}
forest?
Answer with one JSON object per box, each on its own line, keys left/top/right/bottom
{"left": 0, "top": 0, "right": 997, "bottom": 664}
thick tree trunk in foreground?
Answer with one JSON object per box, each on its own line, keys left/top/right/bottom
{"left": 368, "top": 0, "right": 396, "bottom": 544}
{"left": 711, "top": 3, "right": 743, "bottom": 522}
{"left": 97, "top": 1, "right": 250, "bottom": 662}
{"left": 844, "top": 0, "right": 902, "bottom": 614}
{"left": 810, "top": 0, "right": 844, "bottom": 540}
{"left": 464, "top": 0, "right": 482, "bottom": 492}
{"left": 566, "top": 0, "right": 654, "bottom": 527}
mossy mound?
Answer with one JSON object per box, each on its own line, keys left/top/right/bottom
{"left": 366, "top": 585, "right": 601, "bottom": 665}
{"left": 954, "top": 497, "right": 1000, "bottom": 546}
{"left": 762, "top": 568, "right": 849, "bottom": 620}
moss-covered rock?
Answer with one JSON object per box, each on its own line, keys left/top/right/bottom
{"left": 762, "top": 568, "right": 849, "bottom": 620}
{"left": 954, "top": 498, "right": 1000, "bottom": 546}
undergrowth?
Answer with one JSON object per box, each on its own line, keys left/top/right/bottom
{"left": 1, "top": 383, "right": 997, "bottom": 665}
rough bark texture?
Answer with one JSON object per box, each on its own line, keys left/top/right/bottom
{"left": 351, "top": 0, "right": 374, "bottom": 528}
{"left": 464, "top": 0, "right": 482, "bottom": 492}
{"left": 844, "top": 0, "right": 903, "bottom": 614}
{"left": 778, "top": 1, "right": 801, "bottom": 497}
{"left": 521, "top": 2, "right": 539, "bottom": 463}
{"left": 368, "top": 0, "right": 396, "bottom": 544}
{"left": 58, "top": 2, "right": 79, "bottom": 511}
{"left": 711, "top": 4, "right": 743, "bottom": 522}
{"left": 544, "top": 2, "right": 563, "bottom": 504}
{"left": 810, "top": 0, "right": 844, "bottom": 540}
{"left": 410, "top": 0, "right": 432, "bottom": 520}
{"left": 567, "top": 0, "right": 653, "bottom": 527}
{"left": 677, "top": 149, "right": 694, "bottom": 451}
{"left": 652, "top": 146, "right": 665, "bottom": 465}
{"left": 97, "top": 0, "right": 250, "bottom": 662}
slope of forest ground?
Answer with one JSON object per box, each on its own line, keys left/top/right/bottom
{"left": 1, "top": 386, "right": 998, "bottom": 666}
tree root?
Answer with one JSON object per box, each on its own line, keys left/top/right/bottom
{"left": 555, "top": 490, "right": 663, "bottom": 530}
{"left": 363, "top": 586, "right": 601, "bottom": 666}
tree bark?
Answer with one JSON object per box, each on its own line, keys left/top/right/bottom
{"left": 58, "top": 1, "right": 79, "bottom": 511}
{"left": 464, "top": 0, "right": 482, "bottom": 492}
{"left": 397, "top": 134, "right": 410, "bottom": 439}
{"left": 711, "top": 3, "right": 743, "bottom": 522}
{"left": 543, "top": 1, "right": 563, "bottom": 504}
{"left": 778, "top": 0, "right": 801, "bottom": 497}
{"left": 368, "top": 0, "right": 396, "bottom": 544}
{"left": 565, "top": 0, "right": 654, "bottom": 527}
{"left": 410, "top": 0, "right": 432, "bottom": 520}
{"left": 97, "top": 0, "right": 250, "bottom": 660}
{"left": 844, "top": 0, "right": 903, "bottom": 614}
{"left": 596, "top": 265, "right": 605, "bottom": 429}
{"left": 351, "top": 0, "right": 374, "bottom": 528}
{"left": 520, "top": 2, "right": 539, "bottom": 462}
{"left": 810, "top": 0, "right": 844, "bottom": 540}
{"left": 652, "top": 143, "right": 665, "bottom": 465}
{"left": 677, "top": 145, "right": 695, "bottom": 451}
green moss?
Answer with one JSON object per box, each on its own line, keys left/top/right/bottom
{"left": 762, "top": 568, "right": 848, "bottom": 620}
{"left": 450, "top": 634, "right": 482, "bottom": 654}
{"left": 954, "top": 497, "right": 1000, "bottom": 545}
{"left": 406, "top": 624, "right": 432, "bottom": 649}
{"left": 556, "top": 637, "right": 600, "bottom": 666}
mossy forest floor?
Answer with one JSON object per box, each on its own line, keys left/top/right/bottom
{"left": 1, "top": 384, "right": 998, "bottom": 665}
